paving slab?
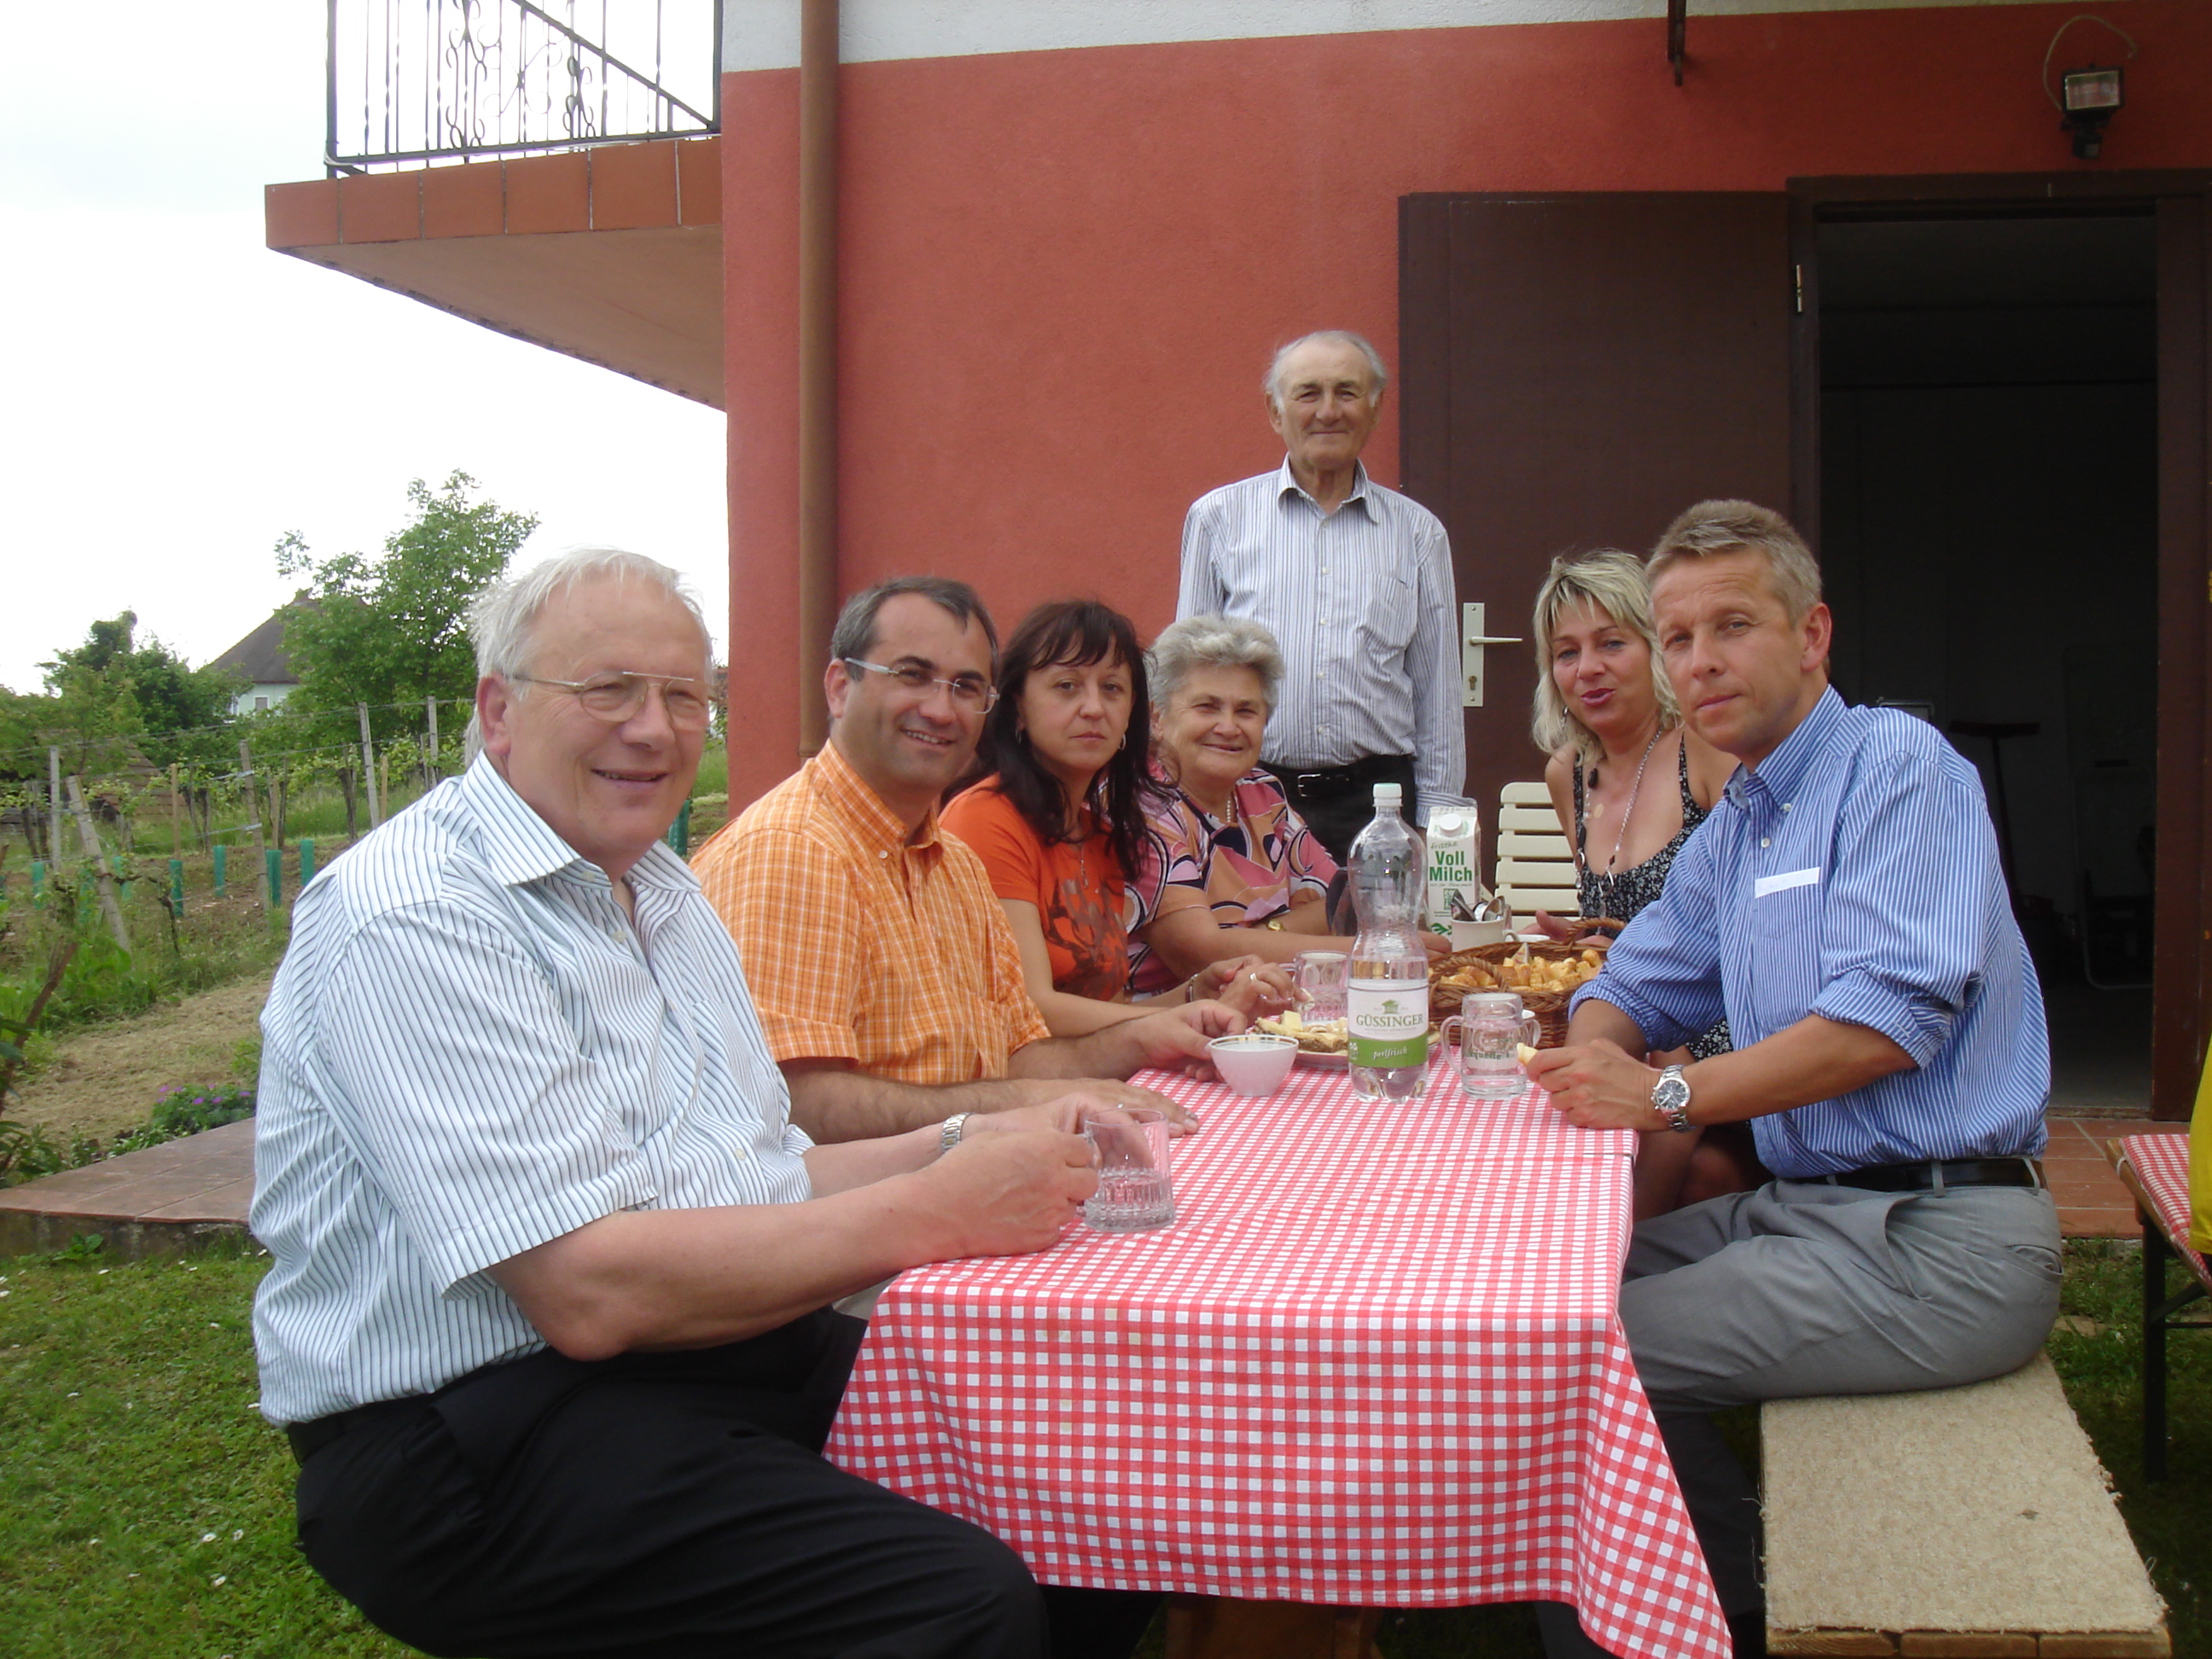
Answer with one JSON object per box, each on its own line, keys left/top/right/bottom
{"left": 0, "top": 1113, "right": 2181, "bottom": 1258}
{"left": 0, "top": 1118, "right": 254, "bottom": 1260}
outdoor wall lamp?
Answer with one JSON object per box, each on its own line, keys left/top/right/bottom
{"left": 2043, "top": 15, "right": 2139, "bottom": 162}
{"left": 2061, "top": 67, "right": 2124, "bottom": 160}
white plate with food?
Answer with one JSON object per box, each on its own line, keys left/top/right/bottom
{"left": 1252, "top": 1011, "right": 1350, "bottom": 1069}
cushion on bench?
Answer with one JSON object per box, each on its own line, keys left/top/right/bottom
{"left": 1762, "top": 1353, "right": 2167, "bottom": 1656}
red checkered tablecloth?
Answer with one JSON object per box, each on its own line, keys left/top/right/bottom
{"left": 828, "top": 1061, "right": 1731, "bottom": 1659}
{"left": 2117, "top": 1132, "right": 2203, "bottom": 1266}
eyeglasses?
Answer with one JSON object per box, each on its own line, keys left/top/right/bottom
{"left": 512, "top": 672, "right": 719, "bottom": 730}
{"left": 841, "top": 657, "right": 999, "bottom": 713}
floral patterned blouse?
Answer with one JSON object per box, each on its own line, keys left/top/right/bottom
{"left": 1125, "top": 769, "right": 1339, "bottom": 996}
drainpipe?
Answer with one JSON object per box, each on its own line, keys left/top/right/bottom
{"left": 796, "top": 0, "right": 839, "bottom": 755}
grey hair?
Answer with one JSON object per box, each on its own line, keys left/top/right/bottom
{"left": 464, "top": 546, "right": 712, "bottom": 755}
{"left": 1147, "top": 614, "right": 1285, "bottom": 716}
{"left": 1263, "top": 330, "right": 1389, "bottom": 409}
{"left": 1529, "top": 550, "right": 1681, "bottom": 765}
{"left": 1648, "top": 499, "right": 1823, "bottom": 624}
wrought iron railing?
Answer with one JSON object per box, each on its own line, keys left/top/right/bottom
{"left": 327, "top": 0, "right": 721, "bottom": 174}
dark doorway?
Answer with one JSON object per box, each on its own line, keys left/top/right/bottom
{"left": 1815, "top": 212, "right": 2159, "bottom": 1114}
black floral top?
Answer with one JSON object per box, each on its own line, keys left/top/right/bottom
{"left": 1574, "top": 740, "right": 1732, "bottom": 1060}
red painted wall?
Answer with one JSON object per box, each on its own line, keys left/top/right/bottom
{"left": 720, "top": 0, "right": 2212, "bottom": 806}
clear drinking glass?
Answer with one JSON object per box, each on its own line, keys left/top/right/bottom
{"left": 1441, "top": 992, "right": 1543, "bottom": 1099}
{"left": 1293, "top": 951, "right": 1350, "bottom": 1023}
{"left": 1081, "top": 1107, "right": 1173, "bottom": 1231}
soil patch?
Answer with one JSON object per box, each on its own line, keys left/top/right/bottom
{"left": 8, "top": 974, "right": 272, "bottom": 1143}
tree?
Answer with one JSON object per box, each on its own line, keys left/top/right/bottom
{"left": 36, "top": 612, "right": 242, "bottom": 773}
{"left": 276, "top": 471, "right": 538, "bottom": 740}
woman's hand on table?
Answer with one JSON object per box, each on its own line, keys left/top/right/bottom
{"left": 1195, "top": 956, "right": 1295, "bottom": 1018}
{"left": 1534, "top": 910, "right": 1622, "bottom": 946}
{"left": 1522, "top": 1038, "right": 1662, "bottom": 1132}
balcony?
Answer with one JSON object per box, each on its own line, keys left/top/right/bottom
{"left": 268, "top": 1, "right": 725, "bottom": 407}
{"left": 325, "top": 0, "right": 719, "bottom": 172}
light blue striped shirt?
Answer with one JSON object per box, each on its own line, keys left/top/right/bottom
{"left": 251, "top": 758, "right": 813, "bottom": 1425}
{"left": 1574, "top": 689, "right": 2049, "bottom": 1177}
{"left": 1178, "top": 458, "right": 1470, "bottom": 824}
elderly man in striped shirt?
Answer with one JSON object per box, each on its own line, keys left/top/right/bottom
{"left": 1524, "top": 502, "right": 2058, "bottom": 1659}
{"left": 1178, "top": 329, "right": 1472, "bottom": 857}
{"left": 251, "top": 549, "right": 1155, "bottom": 1659}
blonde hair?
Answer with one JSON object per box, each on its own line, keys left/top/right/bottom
{"left": 1529, "top": 550, "right": 1680, "bottom": 765}
{"left": 1648, "top": 499, "right": 1822, "bottom": 623}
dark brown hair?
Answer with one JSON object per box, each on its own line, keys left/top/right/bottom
{"left": 979, "top": 600, "right": 1149, "bottom": 879}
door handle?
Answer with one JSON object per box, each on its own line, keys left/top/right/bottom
{"left": 1462, "top": 602, "right": 1523, "bottom": 708}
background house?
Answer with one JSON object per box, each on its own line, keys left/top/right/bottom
{"left": 208, "top": 598, "right": 308, "bottom": 717}
{"left": 263, "top": 0, "right": 2212, "bottom": 1116}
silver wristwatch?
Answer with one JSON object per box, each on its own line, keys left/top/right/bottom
{"left": 1651, "top": 1065, "right": 1694, "bottom": 1133}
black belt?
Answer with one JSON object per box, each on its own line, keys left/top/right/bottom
{"left": 283, "top": 1394, "right": 417, "bottom": 1464}
{"left": 1814, "top": 1156, "right": 2044, "bottom": 1193}
{"left": 1266, "top": 754, "right": 1413, "bottom": 798}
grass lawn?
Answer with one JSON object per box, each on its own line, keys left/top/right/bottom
{"left": 3, "top": 1241, "right": 2202, "bottom": 1659}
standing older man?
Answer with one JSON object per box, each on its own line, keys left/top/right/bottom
{"left": 252, "top": 549, "right": 1150, "bottom": 1659}
{"left": 1526, "top": 503, "right": 2058, "bottom": 1658}
{"left": 1178, "top": 329, "right": 1470, "bottom": 856}
{"left": 694, "top": 576, "right": 1242, "bottom": 1144}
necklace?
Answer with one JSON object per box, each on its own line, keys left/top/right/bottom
{"left": 1604, "top": 730, "right": 1662, "bottom": 873}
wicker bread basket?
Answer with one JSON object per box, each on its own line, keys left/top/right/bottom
{"left": 1430, "top": 937, "right": 1611, "bottom": 1048}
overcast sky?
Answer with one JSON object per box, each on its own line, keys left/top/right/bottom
{"left": 0, "top": 2, "right": 729, "bottom": 694}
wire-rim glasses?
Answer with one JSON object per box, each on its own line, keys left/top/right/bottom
{"left": 512, "top": 672, "right": 719, "bottom": 730}
{"left": 841, "top": 657, "right": 1000, "bottom": 713}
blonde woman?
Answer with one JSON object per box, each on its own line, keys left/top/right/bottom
{"left": 1530, "top": 550, "right": 1753, "bottom": 1214}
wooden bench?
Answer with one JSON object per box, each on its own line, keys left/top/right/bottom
{"left": 1761, "top": 1354, "right": 2168, "bottom": 1656}
{"left": 2104, "top": 1133, "right": 2211, "bottom": 1481}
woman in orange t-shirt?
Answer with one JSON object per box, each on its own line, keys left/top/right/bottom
{"left": 942, "top": 600, "right": 1289, "bottom": 1037}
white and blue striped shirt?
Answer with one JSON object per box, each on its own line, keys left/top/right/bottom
{"left": 251, "top": 758, "right": 813, "bottom": 1425}
{"left": 1178, "top": 458, "right": 1471, "bottom": 824}
{"left": 1575, "top": 689, "right": 2049, "bottom": 1178}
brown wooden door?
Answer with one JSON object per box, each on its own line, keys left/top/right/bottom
{"left": 2152, "top": 188, "right": 2211, "bottom": 1121}
{"left": 1399, "top": 192, "right": 1795, "bottom": 837}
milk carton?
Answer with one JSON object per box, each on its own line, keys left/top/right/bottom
{"left": 1423, "top": 808, "right": 1486, "bottom": 940}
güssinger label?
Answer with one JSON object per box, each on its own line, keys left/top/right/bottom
{"left": 1347, "top": 976, "right": 1430, "bottom": 1068}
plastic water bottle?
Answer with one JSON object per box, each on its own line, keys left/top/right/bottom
{"left": 1347, "top": 783, "right": 1430, "bottom": 1100}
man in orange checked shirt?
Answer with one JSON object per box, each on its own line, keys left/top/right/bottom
{"left": 692, "top": 577, "right": 1243, "bottom": 1145}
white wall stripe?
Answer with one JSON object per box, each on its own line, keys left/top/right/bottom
{"left": 725, "top": 0, "right": 2057, "bottom": 73}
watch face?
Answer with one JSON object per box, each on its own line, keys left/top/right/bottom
{"left": 1654, "top": 1074, "right": 1689, "bottom": 1112}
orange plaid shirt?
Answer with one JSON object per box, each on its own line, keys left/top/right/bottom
{"left": 691, "top": 742, "right": 1051, "bottom": 1084}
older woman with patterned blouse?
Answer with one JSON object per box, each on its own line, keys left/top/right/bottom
{"left": 1128, "top": 616, "right": 1449, "bottom": 994}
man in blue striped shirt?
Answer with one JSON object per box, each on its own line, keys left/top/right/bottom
{"left": 1178, "top": 330, "right": 1471, "bottom": 854}
{"left": 1527, "top": 501, "right": 2058, "bottom": 1658}
{"left": 252, "top": 549, "right": 1151, "bottom": 1659}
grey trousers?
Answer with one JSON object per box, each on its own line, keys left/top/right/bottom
{"left": 1540, "top": 1178, "right": 2061, "bottom": 1655}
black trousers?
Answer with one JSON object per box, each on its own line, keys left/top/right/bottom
{"left": 293, "top": 1311, "right": 1155, "bottom": 1659}
{"left": 1260, "top": 754, "right": 1418, "bottom": 865}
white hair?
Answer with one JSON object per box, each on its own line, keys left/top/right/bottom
{"left": 1147, "top": 614, "right": 1286, "bottom": 716}
{"left": 1263, "top": 330, "right": 1389, "bottom": 409}
{"left": 464, "top": 546, "right": 711, "bottom": 755}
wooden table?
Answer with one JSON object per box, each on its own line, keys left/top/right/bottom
{"left": 828, "top": 1062, "right": 1729, "bottom": 1659}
